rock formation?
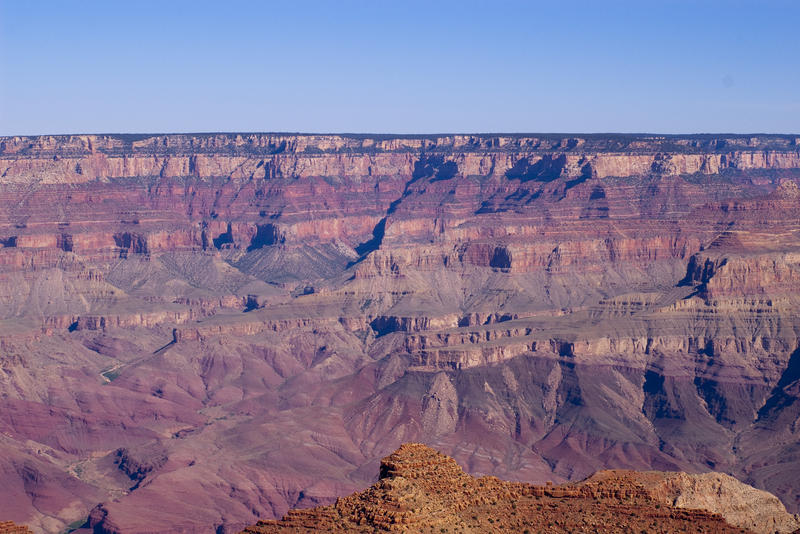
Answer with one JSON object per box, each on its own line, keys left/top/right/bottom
{"left": 0, "top": 133, "right": 800, "bottom": 532}
{"left": 243, "top": 443, "right": 798, "bottom": 533}
{"left": 582, "top": 470, "right": 800, "bottom": 534}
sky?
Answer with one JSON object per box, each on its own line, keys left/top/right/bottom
{"left": 0, "top": 0, "right": 798, "bottom": 135}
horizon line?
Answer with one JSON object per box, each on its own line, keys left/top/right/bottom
{"left": 2, "top": 131, "right": 800, "bottom": 139}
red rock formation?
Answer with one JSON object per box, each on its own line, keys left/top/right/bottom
{"left": 243, "top": 443, "right": 755, "bottom": 533}
{"left": 1, "top": 133, "right": 800, "bottom": 532}
{"left": 0, "top": 522, "right": 33, "bottom": 534}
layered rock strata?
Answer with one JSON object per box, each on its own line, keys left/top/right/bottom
{"left": 0, "top": 134, "right": 799, "bottom": 532}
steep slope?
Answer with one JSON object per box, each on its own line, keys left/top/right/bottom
{"left": 0, "top": 134, "right": 800, "bottom": 532}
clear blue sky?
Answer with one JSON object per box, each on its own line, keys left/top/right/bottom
{"left": 1, "top": 0, "right": 798, "bottom": 135}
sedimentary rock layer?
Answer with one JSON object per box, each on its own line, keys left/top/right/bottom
{"left": 0, "top": 134, "right": 799, "bottom": 533}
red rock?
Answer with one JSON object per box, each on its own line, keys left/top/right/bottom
{"left": 0, "top": 134, "right": 799, "bottom": 532}
{"left": 242, "top": 443, "right": 764, "bottom": 533}
{"left": 0, "top": 522, "right": 33, "bottom": 534}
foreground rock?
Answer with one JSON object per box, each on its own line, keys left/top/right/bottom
{"left": 0, "top": 523, "right": 33, "bottom": 534}
{"left": 583, "top": 471, "right": 800, "bottom": 534}
{"left": 244, "top": 443, "right": 792, "bottom": 533}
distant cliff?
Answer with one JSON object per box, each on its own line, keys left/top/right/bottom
{"left": 2, "top": 133, "right": 800, "bottom": 186}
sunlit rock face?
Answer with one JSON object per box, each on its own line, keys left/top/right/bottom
{"left": 1, "top": 133, "right": 800, "bottom": 533}
{"left": 243, "top": 443, "right": 800, "bottom": 534}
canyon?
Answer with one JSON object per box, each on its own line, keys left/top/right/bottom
{"left": 0, "top": 133, "right": 799, "bottom": 532}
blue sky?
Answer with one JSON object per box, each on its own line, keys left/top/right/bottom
{"left": 1, "top": 0, "right": 798, "bottom": 135}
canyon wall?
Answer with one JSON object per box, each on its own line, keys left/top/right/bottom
{"left": 0, "top": 134, "right": 799, "bottom": 533}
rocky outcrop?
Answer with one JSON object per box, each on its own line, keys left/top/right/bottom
{"left": 0, "top": 522, "right": 33, "bottom": 534}
{"left": 584, "top": 470, "right": 800, "bottom": 534}
{"left": 663, "top": 472, "right": 800, "bottom": 534}
{"left": 242, "top": 444, "right": 748, "bottom": 533}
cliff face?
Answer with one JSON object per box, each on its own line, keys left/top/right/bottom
{"left": 1, "top": 134, "right": 800, "bottom": 533}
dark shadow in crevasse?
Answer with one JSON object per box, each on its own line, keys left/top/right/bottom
{"left": 757, "top": 346, "right": 800, "bottom": 421}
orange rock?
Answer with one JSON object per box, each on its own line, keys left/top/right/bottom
{"left": 241, "top": 443, "right": 751, "bottom": 533}
{"left": 0, "top": 522, "right": 33, "bottom": 534}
